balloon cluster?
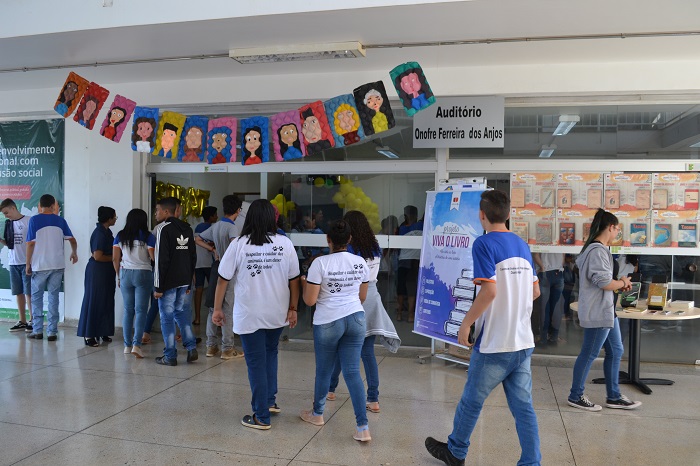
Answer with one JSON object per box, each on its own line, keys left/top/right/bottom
{"left": 155, "top": 181, "right": 210, "bottom": 220}
{"left": 331, "top": 176, "right": 381, "bottom": 232}
{"left": 270, "top": 194, "right": 296, "bottom": 217}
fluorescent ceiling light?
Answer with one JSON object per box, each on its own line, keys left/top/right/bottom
{"left": 553, "top": 115, "right": 580, "bottom": 136}
{"left": 690, "top": 141, "right": 700, "bottom": 148}
{"left": 376, "top": 146, "right": 400, "bottom": 159}
{"left": 539, "top": 144, "right": 557, "bottom": 158}
{"left": 230, "top": 42, "right": 365, "bottom": 64}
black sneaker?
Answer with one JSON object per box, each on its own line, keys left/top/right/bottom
{"left": 187, "top": 348, "right": 198, "bottom": 363}
{"left": 9, "top": 321, "right": 29, "bottom": 332}
{"left": 26, "top": 333, "right": 43, "bottom": 340}
{"left": 425, "top": 437, "right": 464, "bottom": 466}
{"left": 25, "top": 323, "right": 33, "bottom": 333}
{"left": 155, "top": 356, "right": 177, "bottom": 366}
{"left": 269, "top": 404, "right": 281, "bottom": 414}
{"left": 241, "top": 414, "right": 271, "bottom": 430}
{"left": 567, "top": 394, "right": 602, "bottom": 412}
{"left": 606, "top": 394, "right": 642, "bottom": 410}
{"left": 47, "top": 335, "right": 57, "bottom": 341}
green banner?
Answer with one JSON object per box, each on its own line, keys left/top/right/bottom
{"left": 0, "top": 119, "right": 64, "bottom": 318}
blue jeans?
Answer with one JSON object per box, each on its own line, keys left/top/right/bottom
{"left": 158, "top": 287, "right": 196, "bottom": 360}
{"left": 448, "top": 348, "right": 541, "bottom": 465}
{"left": 540, "top": 270, "right": 564, "bottom": 340}
{"left": 120, "top": 269, "right": 153, "bottom": 347}
{"left": 313, "top": 311, "right": 368, "bottom": 427}
{"left": 569, "top": 318, "right": 623, "bottom": 401}
{"left": 30, "top": 269, "right": 63, "bottom": 336}
{"left": 328, "top": 335, "right": 379, "bottom": 402}
{"left": 239, "top": 327, "right": 284, "bottom": 425}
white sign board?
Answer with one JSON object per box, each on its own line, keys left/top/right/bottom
{"left": 413, "top": 96, "right": 505, "bottom": 148}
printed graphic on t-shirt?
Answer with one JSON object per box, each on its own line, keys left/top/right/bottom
{"left": 244, "top": 244, "right": 286, "bottom": 278}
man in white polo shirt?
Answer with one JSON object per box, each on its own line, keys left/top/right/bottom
{"left": 25, "top": 194, "right": 78, "bottom": 341}
{"left": 0, "top": 198, "right": 32, "bottom": 332}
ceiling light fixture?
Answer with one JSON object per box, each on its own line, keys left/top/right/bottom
{"left": 553, "top": 115, "right": 580, "bottom": 136}
{"left": 539, "top": 144, "right": 557, "bottom": 158}
{"left": 690, "top": 141, "right": 700, "bottom": 148}
{"left": 229, "top": 42, "right": 365, "bottom": 64}
{"left": 376, "top": 146, "right": 400, "bottom": 159}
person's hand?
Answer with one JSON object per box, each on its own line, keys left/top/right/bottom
{"left": 287, "top": 310, "right": 298, "bottom": 329}
{"left": 25, "top": 265, "right": 32, "bottom": 276}
{"left": 70, "top": 252, "right": 78, "bottom": 264}
{"left": 457, "top": 323, "right": 472, "bottom": 347}
{"left": 186, "top": 289, "right": 191, "bottom": 295}
{"left": 154, "top": 291, "right": 163, "bottom": 299}
{"left": 212, "top": 309, "right": 225, "bottom": 326}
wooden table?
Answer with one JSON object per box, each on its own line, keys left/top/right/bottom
{"left": 570, "top": 302, "right": 700, "bottom": 394}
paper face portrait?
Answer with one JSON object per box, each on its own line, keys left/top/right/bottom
{"left": 73, "top": 82, "right": 110, "bottom": 130}
{"left": 239, "top": 116, "right": 269, "bottom": 166}
{"left": 153, "top": 111, "right": 186, "bottom": 159}
{"left": 131, "top": 106, "right": 159, "bottom": 153}
{"left": 389, "top": 62, "right": 436, "bottom": 116}
{"left": 271, "top": 110, "right": 306, "bottom": 162}
{"left": 178, "top": 116, "right": 209, "bottom": 162}
{"left": 353, "top": 81, "right": 395, "bottom": 136}
{"left": 54, "top": 72, "right": 89, "bottom": 117}
{"left": 206, "top": 117, "right": 237, "bottom": 164}
{"left": 298, "top": 101, "right": 334, "bottom": 156}
{"left": 99, "top": 95, "right": 136, "bottom": 143}
{"left": 324, "top": 94, "right": 365, "bottom": 148}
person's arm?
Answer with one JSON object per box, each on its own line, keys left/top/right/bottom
{"left": 287, "top": 277, "right": 300, "bottom": 328}
{"left": 188, "top": 230, "right": 197, "bottom": 291}
{"left": 67, "top": 237, "right": 78, "bottom": 264}
{"left": 195, "top": 236, "right": 215, "bottom": 253}
{"left": 154, "top": 231, "right": 170, "bottom": 297}
{"left": 601, "top": 276, "right": 632, "bottom": 291}
{"left": 359, "top": 282, "right": 369, "bottom": 303}
{"left": 25, "top": 241, "right": 35, "bottom": 275}
{"left": 211, "top": 276, "right": 230, "bottom": 326}
{"left": 532, "top": 253, "right": 544, "bottom": 273}
{"left": 533, "top": 281, "right": 541, "bottom": 300}
{"left": 112, "top": 246, "right": 121, "bottom": 275}
{"left": 457, "top": 281, "right": 497, "bottom": 347}
{"left": 92, "top": 249, "right": 112, "bottom": 263}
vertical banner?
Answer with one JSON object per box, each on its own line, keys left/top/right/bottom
{"left": 413, "top": 189, "right": 485, "bottom": 345}
{"left": 0, "top": 119, "right": 65, "bottom": 318}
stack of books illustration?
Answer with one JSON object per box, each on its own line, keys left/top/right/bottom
{"left": 444, "top": 269, "right": 476, "bottom": 337}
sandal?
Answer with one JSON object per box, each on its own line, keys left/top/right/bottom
{"left": 396, "top": 310, "right": 403, "bottom": 322}
{"left": 84, "top": 338, "right": 99, "bottom": 347}
{"left": 102, "top": 336, "right": 112, "bottom": 343}
{"left": 141, "top": 333, "right": 151, "bottom": 345}
{"left": 366, "top": 402, "right": 380, "bottom": 413}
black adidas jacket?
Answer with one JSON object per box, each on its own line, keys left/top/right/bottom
{"left": 154, "top": 217, "right": 196, "bottom": 293}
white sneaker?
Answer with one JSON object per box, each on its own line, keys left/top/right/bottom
{"left": 131, "top": 346, "right": 144, "bottom": 358}
{"left": 124, "top": 346, "right": 132, "bottom": 354}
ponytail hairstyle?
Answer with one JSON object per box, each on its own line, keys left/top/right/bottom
{"left": 580, "top": 208, "right": 619, "bottom": 254}
{"left": 327, "top": 219, "right": 351, "bottom": 251}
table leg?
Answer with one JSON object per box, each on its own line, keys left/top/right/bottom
{"left": 591, "top": 319, "right": 672, "bottom": 395}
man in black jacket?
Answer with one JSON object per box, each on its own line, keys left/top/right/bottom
{"left": 153, "top": 197, "right": 198, "bottom": 366}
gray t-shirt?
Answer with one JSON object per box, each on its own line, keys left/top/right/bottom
{"left": 199, "top": 217, "right": 241, "bottom": 257}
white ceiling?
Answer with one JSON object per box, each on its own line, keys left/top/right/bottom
{"left": 2, "top": 0, "right": 700, "bottom": 91}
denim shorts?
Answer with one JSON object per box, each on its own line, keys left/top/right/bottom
{"left": 9, "top": 264, "right": 31, "bottom": 296}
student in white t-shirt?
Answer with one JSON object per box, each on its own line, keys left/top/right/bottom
{"left": 213, "top": 200, "right": 300, "bottom": 431}
{"left": 0, "top": 198, "right": 32, "bottom": 332}
{"left": 113, "top": 209, "right": 156, "bottom": 358}
{"left": 299, "top": 220, "right": 372, "bottom": 442}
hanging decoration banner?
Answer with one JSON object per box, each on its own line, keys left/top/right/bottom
{"left": 413, "top": 189, "right": 485, "bottom": 345}
{"left": 413, "top": 96, "right": 505, "bottom": 148}
{"left": 0, "top": 119, "right": 65, "bottom": 317}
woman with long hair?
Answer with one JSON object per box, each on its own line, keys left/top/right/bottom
{"left": 112, "top": 209, "right": 155, "bottom": 358}
{"left": 77, "top": 206, "right": 117, "bottom": 347}
{"left": 568, "top": 208, "right": 641, "bottom": 411}
{"left": 325, "top": 211, "right": 400, "bottom": 414}
{"left": 213, "top": 199, "right": 300, "bottom": 430}
{"left": 300, "top": 220, "right": 372, "bottom": 442}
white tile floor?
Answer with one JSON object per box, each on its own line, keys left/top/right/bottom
{"left": 1, "top": 321, "right": 699, "bottom": 465}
